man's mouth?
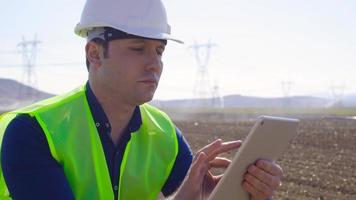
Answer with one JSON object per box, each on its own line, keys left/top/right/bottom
{"left": 138, "top": 78, "right": 157, "bottom": 86}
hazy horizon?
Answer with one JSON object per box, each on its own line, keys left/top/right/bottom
{"left": 1, "top": 0, "right": 355, "bottom": 100}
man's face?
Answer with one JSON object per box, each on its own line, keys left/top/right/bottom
{"left": 95, "top": 38, "right": 165, "bottom": 106}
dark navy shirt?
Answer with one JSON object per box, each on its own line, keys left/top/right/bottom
{"left": 1, "top": 83, "right": 193, "bottom": 200}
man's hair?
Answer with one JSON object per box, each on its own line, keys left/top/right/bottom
{"left": 85, "top": 38, "right": 109, "bottom": 71}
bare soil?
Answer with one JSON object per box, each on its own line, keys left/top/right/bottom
{"left": 175, "top": 118, "right": 356, "bottom": 200}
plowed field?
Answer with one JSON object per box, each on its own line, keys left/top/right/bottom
{"left": 175, "top": 118, "right": 356, "bottom": 200}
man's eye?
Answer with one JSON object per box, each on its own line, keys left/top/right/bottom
{"left": 157, "top": 50, "right": 163, "bottom": 56}
{"left": 130, "top": 47, "right": 144, "bottom": 52}
{"left": 157, "top": 48, "right": 164, "bottom": 56}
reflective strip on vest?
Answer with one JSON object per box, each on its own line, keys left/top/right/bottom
{"left": 0, "top": 86, "right": 178, "bottom": 200}
{"left": 0, "top": 113, "right": 16, "bottom": 199}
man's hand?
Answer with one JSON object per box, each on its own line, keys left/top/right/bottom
{"left": 173, "top": 139, "right": 283, "bottom": 200}
{"left": 174, "top": 139, "right": 241, "bottom": 200}
{"left": 242, "top": 160, "right": 283, "bottom": 200}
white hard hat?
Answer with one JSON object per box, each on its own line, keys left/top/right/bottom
{"left": 75, "top": 0, "right": 183, "bottom": 43}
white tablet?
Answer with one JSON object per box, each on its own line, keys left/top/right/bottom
{"left": 208, "top": 116, "right": 299, "bottom": 200}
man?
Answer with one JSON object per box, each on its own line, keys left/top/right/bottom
{"left": 0, "top": 0, "right": 282, "bottom": 199}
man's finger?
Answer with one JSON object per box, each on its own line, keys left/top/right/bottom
{"left": 209, "top": 157, "right": 231, "bottom": 169}
{"left": 247, "top": 164, "right": 281, "bottom": 189}
{"left": 256, "top": 160, "right": 283, "bottom": 177}
{"left": 190, "top": 152, "right": 209, "bottom": 181}
{"left": 207, "top": 140, "right": 242, "bottom": 161}
{"left": 242, "top": 181, "right": 266, "bottom": 200}
{"left": 195, "top": 139, "right": 223, "bottom": 161}
{"left": 244, "top": 173, "right": 274, "bottom": 197}
{"left": 212, "top": 174, "right": 224, "bottom": 185}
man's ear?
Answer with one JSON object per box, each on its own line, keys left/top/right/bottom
{"left": 85, "top": 42, "right": 102, "bottom": 69}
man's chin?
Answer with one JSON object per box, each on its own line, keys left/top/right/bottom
{"left": 136, "top": 93, "right": 155, "bottom": 105}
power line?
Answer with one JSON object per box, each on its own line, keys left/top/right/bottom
{"left": 0, "top": 51, "right": 21, "bottom": 55}
{"left": 0, "top": 62, "right": 84, "bottom": 68}
{"left": 39, "top": 62, "right": 84, "bottom": 66}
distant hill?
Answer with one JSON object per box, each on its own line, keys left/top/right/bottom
{"left": 344, "top": 94, "right": 356, "bottom": 107}
{"left": 152, "top": 94, "right": 356, "bottom": 108}
{"left": 223, "top": 95, "right": 329, "bottom": 107}
{"left": 0, "top": 78, "right": 53, "bottom": 111}
{"left": 1, "top": 78, "right": 355, "bottom": 112}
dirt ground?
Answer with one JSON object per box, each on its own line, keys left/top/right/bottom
{"left": 174, "top": 118, "right": 356, "bottom": 200}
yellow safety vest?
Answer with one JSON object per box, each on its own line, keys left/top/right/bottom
{"left": 0, "top": 86, "right": 178, "bottom": 200}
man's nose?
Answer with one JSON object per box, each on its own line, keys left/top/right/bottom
{"left": 145, "top": 53, "right": 163, "bottom": 72}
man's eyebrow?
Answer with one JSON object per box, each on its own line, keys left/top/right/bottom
{"left": 129, "top": 38, "right": 166, "bottom": 49}
{"left": 129, "top": 39, "right": 146, "bottom": 44}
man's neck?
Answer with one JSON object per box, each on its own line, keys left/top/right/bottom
{"left": 89, "top": 81, "right": 135, "bottom": 146}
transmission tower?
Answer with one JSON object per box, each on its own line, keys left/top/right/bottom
{"left": 281, "top": 81, "right": 293, "bottom": 107}
{"left": 330, "top": 84, "right": 345, "bottom": 107}
{"left": 17, "top": 35, "right": 41, "bottom": 99}
{"left": 189, "top": 39, "right": 219, "bottom": 107}
{"left": 212, "top": 81, "right": 224, "bottom": 108}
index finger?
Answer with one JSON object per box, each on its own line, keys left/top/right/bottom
{"left": 206, "top": 140, "right": 242, "bottom": 161}
{"left": 194, "top": 139, "right": 223, "bottom": 161}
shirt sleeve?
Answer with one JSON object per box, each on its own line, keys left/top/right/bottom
{"left": 1, "top": 114, "right": 75, "bottom": 200}
{"left": 161, "top": 127, "right": 193, "bottom": 197}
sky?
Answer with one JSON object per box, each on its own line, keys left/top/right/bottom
{"left": 0, "top": 0, "right": 355, "bottom": 100}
